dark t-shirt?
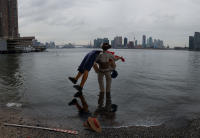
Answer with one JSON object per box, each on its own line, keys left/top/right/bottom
{"left": 78, "top": 50, "right": 101, "bottom": 73}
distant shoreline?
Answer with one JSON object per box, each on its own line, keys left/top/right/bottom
{"left": 49, "top": 47, "right": 192, "bottom": 51}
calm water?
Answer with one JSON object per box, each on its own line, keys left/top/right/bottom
{"left": 0, "top": 49, "right": 200, "bottom": 129}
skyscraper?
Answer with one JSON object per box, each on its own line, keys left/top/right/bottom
{"left": 189, "top": 32, "right": 200, "bottom": 51}
{"left": 153, "top": 39, "right": 164, "bottom": 48}
{"left": 142, "top": 35, "right": 146, "bottom": 48}
{"left": 124, "top": 37, "right": 128, "bottom": 46}
{"left": 149, "top": 37, "right": 153, "bottom": 48}
{"left": 135, "top": 40, "right": 138, "bottom": 47}
{"left": 189, "top": 36, "right": 194, "bottom": 50}
{"left": 0, "top": 0, "right": 19, "bottom": 38}
{"left": 94, "top": 38, "right": 103, "bottom": 48}
{"left": 128, "top": 41, "right": 134, "bottom": 48}
{"left": 113, "top": 36, "right": 122, "bottom": 48}
{"left": 194, "top": 32, "right": 200, "bottom": 50}
{"left": 94, "top": 38, "right": 109, "bottom": 48}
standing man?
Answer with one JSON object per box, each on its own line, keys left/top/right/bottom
{"left": 93, "top": 43, "right": 116, "bottom": 112}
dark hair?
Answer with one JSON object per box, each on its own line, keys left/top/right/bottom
{"left": 101, "top": 43, "right": 111, "bottom": 51}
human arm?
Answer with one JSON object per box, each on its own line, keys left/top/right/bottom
{"left": 109, "top": 59, "right": 116, "bottom": 70}
{"left": 93, "top": 62, "right": 99, "bottom": 73}
{"left": 115, "top": 56, "right": 125, "bottom": 62}
{"left": 106, "top": 51, "right": 125, "bottom": 62}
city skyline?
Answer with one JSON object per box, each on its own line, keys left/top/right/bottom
{"left": 93, "top": 35, "right": 164, "bottom": 49}
{"left": 17, "top": 0, "right": 200, "bottom": 47}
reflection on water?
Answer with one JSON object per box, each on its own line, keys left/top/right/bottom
{"left": 0, "top": 49, "right": 200, "bottom": 128}
{"left": 0, "top": 54, "right": 24, "bottom": 104}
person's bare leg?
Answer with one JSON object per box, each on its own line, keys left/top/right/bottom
{"left": 79, "top": 95, "right": 89, "bottom": 112}
{"left": 80, "top": 70, "right": 89, "bottom": 88}
{"left": 75, "top": 72, "right": 82, "bottom": 81}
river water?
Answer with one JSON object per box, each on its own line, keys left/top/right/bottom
{"left": 0, "top": 48, "right": 200, "bottom": 129}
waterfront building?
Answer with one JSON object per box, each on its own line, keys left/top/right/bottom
{"left": 32, "top": 39, "right": 42, "bottom": 46}
{"left": 0, "top": 0, "right": 35, "bottom": 53}
{"left": 194, "top": 32, "right": 200, "bottom": 50}
{"left": 124, "top": 37, "right": 128, "bottom": 47}
{"left": 135, "top": 40, "right": 138, "bottom": 47}
{"left": 142, "top": 35, "right": 146, "bottom": 48}
{"left": 189, "top": 32, "right": 200, "bottom": 51}
{"left": 45, "top": 41, "right": 56, "bottom": 49}
{"left": 147, "top": 38, "right": 149, "bottom": 48}
{"left": 128, "top": 41, "right": 134, "bottom": 48}
{"left": 94, "top": 38, "right": 109, "bottom": 48}
{"left": 94, "top": 38, "right": 102, "bottom": 48}
{"left": 111, "top": 40, "right": 114, "bottom": 48}
{"left": 149, "top": 37, "right": 153, "bottom": 48}
{"left": 189, "top": 36, "right": 194, "bottom": 50}
{"left": 154, "top": 39, "right": 164, "bottom": 49}
{"left": 113, "top": 36, "right": 122, "bottom": 48}
{"left": 103, "top": 38, "right": 109, "bottom": 44}
{"left": 154, "top": 39, "right": 157, "bottom": 48}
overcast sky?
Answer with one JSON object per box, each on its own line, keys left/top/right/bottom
{"left": 18, "top": 0, "right": 200, "bottom": 46}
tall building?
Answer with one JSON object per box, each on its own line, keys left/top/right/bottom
{"left": 142, "top": 35, "right": 146, "bottom": 48}
{"left": 189, "top": 36, "right": 194, "bottom": 50}
{"left": 124, "top": 37, "right": 128, "bottom": 47}
{"left": 103, "top": 38, "right": 109, "bottom": 44}
{"left": 154, "top": 39, "right": 164, "bottom": 48}
{"left": 149, "top": 37, "right": 153, "bottom": 48}
{"left": 147, "top": 38, "right": 149, "bottom": 48}
{"left": 0, "top": 0, "right": 19, "bottom": 38}
{"left": 113, "top": 36, "right": 122, "bottom": 48}
{"left": 189, "top": 32, "right": 200, "bottom": 51}
{"left": 94, "top": 38, "right": 109, "bottom": 48}
{"left": 194, "top": 32, "right": 200, "bottom": 50}
{"left": 135, "top": 40, "right": 138, "bottom": 47}
{"left": 127, "top": 41, "right": 134, "bottom": 48}
{"left": 94, "top": 38, "right": 102, "bottom": 48}
{"left": 111, "top": 40, "right": 114, "bottom": 47}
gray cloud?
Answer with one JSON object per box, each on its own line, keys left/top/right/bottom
{"left": 18, "top": 0, "right": 200, "bottom": 46}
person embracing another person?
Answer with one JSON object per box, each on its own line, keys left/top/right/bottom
{"left": 68, "top": 43, "right": 124, "bottom": 133}
{"left": 93, "top": 43, "right": 123, "bottom": 113}
{"left": 68, "top": 42, "right": 124, "bottom": 114}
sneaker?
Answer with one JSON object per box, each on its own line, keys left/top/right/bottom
{"left": 68, "top": 99, "right": 77, "bottom": 106}
{"left": 68, "top": 77, "right": 77, "bottom": 84}
{"left": 111, "top": 104, "right": 118, "bottom": 112}
{"left": 73, "top": 85, "right": 82, "bottom": 92}
{"left": 74, "top": 91, "right": 83, "bottom": 97}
